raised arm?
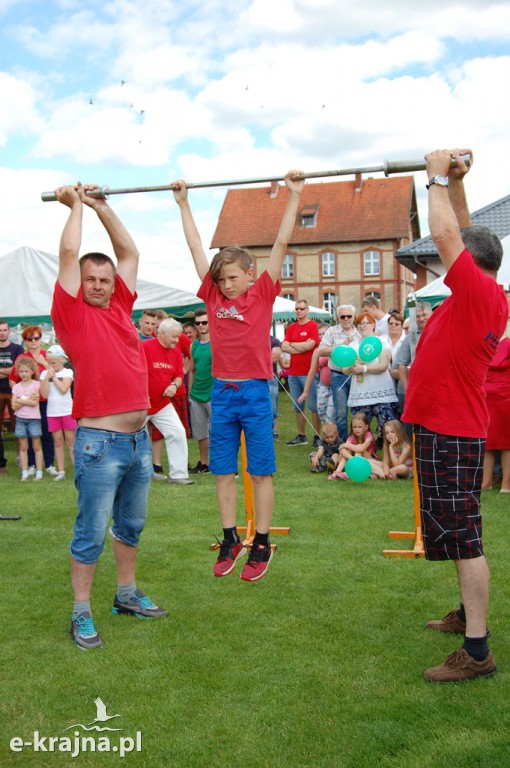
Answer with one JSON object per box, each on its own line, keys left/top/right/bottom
{"left": 426, "top": 149, "right": 467, "bottom": 272}
{"left": 79, "top": 184, "right": 140, "bottom": 293}
{"left": 55, "top": 185, "right": 83, "bottom": 297}
{"left": 448, "top": 148, "right": 473, "bottom": 229}
{"left": 266, "top": 171, "right": 305, "bottom": 284}
{"left": 172, "top": 181, "right": 209, "bottom": 281}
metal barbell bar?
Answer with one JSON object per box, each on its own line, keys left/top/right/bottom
{"left": 41, "top": 154, "right": 471, "bottom": 202}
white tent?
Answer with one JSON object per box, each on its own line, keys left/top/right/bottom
{"left": 272, "top": 295, "right": 331, "bottom": 321}
{"left": 0, "top": 245, "right": 203, "bottom": 324}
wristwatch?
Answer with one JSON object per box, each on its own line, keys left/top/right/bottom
{"left": 426, "top": 175, "right": 449, "bottom": 190}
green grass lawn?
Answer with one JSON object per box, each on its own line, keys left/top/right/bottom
{"left": 1, "top": 395, "right": 510, "bottom": 767}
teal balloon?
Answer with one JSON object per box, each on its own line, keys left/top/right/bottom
{"left": 358, "top": 336, "right": 383, "bottom": 362}
{"left": 345, "top": 456, "right": 372, "bottom": 482}
{"left": 331, "top": 345, "right": 357, "bottom": 368}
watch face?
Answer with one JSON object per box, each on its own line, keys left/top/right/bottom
{"left": 435, "top": 176, "right": 448, "bottom": 185}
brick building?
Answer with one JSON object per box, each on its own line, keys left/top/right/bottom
{"left": 211, "top": 174, "right": 420, "bottom": 315}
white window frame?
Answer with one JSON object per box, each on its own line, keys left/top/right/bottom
{"left": 322, "top": 251, "right": 335, "bottom": 278}
{"left": 282, "top": 253, "right": 294, "bottom": 279}
{"left": 363, "top": 250, "right": 380, "bottom": 276}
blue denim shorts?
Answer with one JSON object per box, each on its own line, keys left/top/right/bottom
{"left": 288, "top": 374, "right": 318, "bottom": 413}
{"left": 210, "top": 379, "right": 276, "bottom": 476}
{"left": 15, "top": 417, "right": 42, "bottom": 438}
{"left": 71, "top": 426, "right": 153, "bottom": 564}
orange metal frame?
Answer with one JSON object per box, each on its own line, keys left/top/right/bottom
{"left": 383, "top": 433, "right": 425, "bottom": 559}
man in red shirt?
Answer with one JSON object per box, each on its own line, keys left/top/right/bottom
{"left": 403, "top": 149, "right": 508, "bottom": 683}
{"left": 282, "top": 299, "right": 320, "bottom": 446}
{"left": 143, "top": 319, "right": 193, "bottom": 485}
{"left": 52, "top": 182, "right": 167, "bottom": 650}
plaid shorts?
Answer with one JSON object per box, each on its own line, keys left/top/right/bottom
{"left": 413, "top": 424, "right": 485, "bottom": 561}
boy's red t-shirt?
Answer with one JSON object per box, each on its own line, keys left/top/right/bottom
{"left": 403, "top": 248, "right": 508, "bottom": 437}
{"left": 51, "top": 277, "right": 149, "bottom": 419}
{"left": 197, "top": 270, "right": 280, "bottom": 379}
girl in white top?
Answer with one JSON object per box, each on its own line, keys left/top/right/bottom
{"left": 39, "top": 345, "right": 76, "bottom": 481}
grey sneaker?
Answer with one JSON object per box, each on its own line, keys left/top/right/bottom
{"left": 285, "top": 435, "right": 308, "bottom": 446}
{"left": 167, "top": 477, "right": 194, "bottom": 485}
{"left": 46, "top": 466, "right": 59, "bottom": 476}
{"left": 112, "top": 590, "right": 168, "bottom": 619}
{"left": 71, "top": 612, "right": 103, "bottom": 650}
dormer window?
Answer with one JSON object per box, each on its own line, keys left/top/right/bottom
{"left": 300, "top": 204, "right": 318, "bottom": 228}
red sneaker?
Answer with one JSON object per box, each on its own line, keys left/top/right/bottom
{"left": 240, "top": 543, "right": 274, "bottom": 582}
{"left": 213, "top": 540, "right": 247, "bottom": 577}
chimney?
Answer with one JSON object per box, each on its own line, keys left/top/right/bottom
{"left": 270, "top": 181, "right": 279, "bottom": 198}
{"left": 355, "top": 172, "right": 363, "bottom": 192}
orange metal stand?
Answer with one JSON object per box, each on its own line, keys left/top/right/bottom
{"left": 383, "top": 433, "right": 425, "bottom": 559}
{"left": 237, "top": 434, "right": 290, "bottom": 548}
{"left": 211, "top": 433, "right": 290, "bottom": 550}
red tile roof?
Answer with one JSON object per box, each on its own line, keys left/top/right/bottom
{"left": 210, "top": 176, "right": 415, "bottom": 249}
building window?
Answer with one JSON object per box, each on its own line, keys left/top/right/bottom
{"left": 324, "top": 292, "right": 336, "bottom": 316}
{"left": 282, "top": 253, "right": 294, "bottom": 279}
{"left": 364, "top": 250, "right": 380, "bottom": 276}
{"left": 300, "top": 204, "right": 318, "bottom": 228}
{"left": 282, "top": 293, "right": 294, "bottom": 301}
{"left": 364, "top": 291, "right": 381, "bottom": 301}
{"left": 322, "top": 251, "right": 335, "bottom": 277}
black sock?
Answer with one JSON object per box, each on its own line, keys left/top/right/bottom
{"left": 223, "top": 527, "right": 240, "bottom": 544}
{"left": 458, "top": 603, "right": 466, "bottom": 622}
{"left": 253, "top": 531, "right": 269, "bottom": 547}
{"left": 463, "top": 635, "right": 489, "bottom": 661}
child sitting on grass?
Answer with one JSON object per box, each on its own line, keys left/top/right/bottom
{"left": 328, "top": 412, "right": 384, "bottom": 480}
{"left": 381, "top": 419, "right": 413, "bottom": 479}
{"left": 309, "top": 422, "right": 340, "bottom": 473}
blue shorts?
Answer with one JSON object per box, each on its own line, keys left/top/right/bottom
{"left": 210, "top": 379, "right": 276, "bottom": 476}
{"left": 268, "top": 377, "right": 279, "bottom": 420}
{"left": 288, "top": 374, "right": 318, "bottom": 413}
{"left": 15, "top": 417, "right": 42, "bottom": 438}
{"left": 71, "top": 426, "right": 153, "bottom": 564}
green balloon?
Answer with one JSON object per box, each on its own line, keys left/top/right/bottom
{"left": 331, "top": 345, "right": 357, "bottom": 368}
{"left": 345, "top": 456, "right": 372, "bottom": 482}
{"left": 358, "top": 336, "right": 383, "bottom": 362}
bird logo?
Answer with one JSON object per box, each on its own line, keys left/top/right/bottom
{"left": 63, "top": 698, "right": 123, "bottom": 732}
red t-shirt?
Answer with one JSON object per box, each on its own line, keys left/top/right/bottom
{"left": 51, "top": 277, "right": 149, "bottom": 419}
{"left": 142, "top": 338, "right": 184, "bottom": 415}
{"left": 197, "top": 270, "right": 280, "bottom": 379}
{"left": 284, "top": 319, "right": 320, "bottom": 376}
{"left": 403, "top": 248, "right": 508, "bottom": 437}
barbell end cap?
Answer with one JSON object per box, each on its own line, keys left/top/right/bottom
{"left": 41, "top": 191, "right": 57, "bottom": 203}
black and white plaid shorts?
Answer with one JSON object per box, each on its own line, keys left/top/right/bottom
{"left": 413, "top": 424, "right": 485, "bottom": 561}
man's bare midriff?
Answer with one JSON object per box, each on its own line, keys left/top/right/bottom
{"left": 78, "top": 409, "right": 147, "bottom": 433}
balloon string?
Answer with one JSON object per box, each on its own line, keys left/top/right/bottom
{"left": 275, "top": 372, "right": 353, "bottom": 438}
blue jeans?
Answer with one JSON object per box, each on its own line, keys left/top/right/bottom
{"left": 71, "top": 426, "right": 153, "bottom": 564}
{"left": 330, "top": 371, "right": 351, "bottom": 442}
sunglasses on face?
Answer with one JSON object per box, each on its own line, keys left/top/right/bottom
{"left": 26, "top": 336, "right": 41, "bottom": 341}
{"left": 195, "top": 321, "right": 208, "bottom": 326}
{"left": 339, "top": 315, "right": 353, "bottom": 320}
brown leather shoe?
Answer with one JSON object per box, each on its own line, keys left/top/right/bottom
{"left": 424, "top": 648, "right": 496, "bottom": 683}
{"left": 425, "top": 610, "right": 466, "bottom": 634}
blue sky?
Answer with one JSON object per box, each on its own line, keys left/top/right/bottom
{"left": 1, "top": 0, "right": 510, "bottom": 293}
